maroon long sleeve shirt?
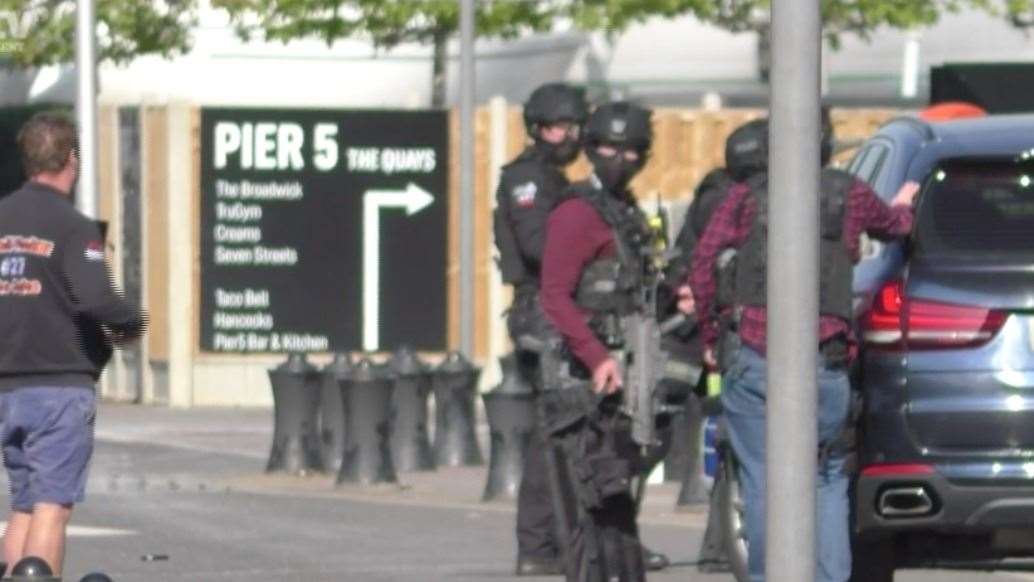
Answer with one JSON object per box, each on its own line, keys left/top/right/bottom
{"left": 689, "top": 177, "right": 914, "bottom": 356}
{"left": 540, "top": 196, "right": 618, "bottom": 372}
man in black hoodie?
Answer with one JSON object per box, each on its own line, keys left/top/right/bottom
{"left": 0, "top": 112, "right": 146, "bottom": 576}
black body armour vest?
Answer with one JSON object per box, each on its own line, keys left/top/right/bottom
{"left": 494, "top": 147, "right": 570, "bottom": 288}
{"left": 732, "top": 168, "right": 855, "bottom": 321}
{"left": 571, "top": 183, "right": 652, "bottom": 347}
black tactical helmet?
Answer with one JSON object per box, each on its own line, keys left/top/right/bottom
{"left": 523, "top": 83, "right": 588, "bottom": 132}
{"left": 725, "top": 118, "right": 769, "bottom": 181}
{"left": 584, "top": 102, "right": 653, "bottom": 151}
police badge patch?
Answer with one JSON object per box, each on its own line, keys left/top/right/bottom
{"left": 511, "top": 181, "right": 537, "bottom": 208}
{"left": 84, "top": 241, "right": 105, "bottom": 262}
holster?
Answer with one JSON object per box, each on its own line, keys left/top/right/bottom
{"left": 506, "top": 287, "right": 549, "bottom": 343}
{"left": 570, "top": 450, "right": 634, "bottom": 511}
{"left": 540, "top": 384, "right": 597, "bottom": 435}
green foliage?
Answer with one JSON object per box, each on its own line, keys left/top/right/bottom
{"left": 564, "top": 0, "right": 710, "bottom": 31}
{"left": 663, "top": 0, "right": 1016, "bottom": 47}
{"left": 1000, "top": 0, "right": 1034, "bottom": 26}
{"left": 212, "top": 0, "right": 1034, "bottom": 56}
{"left": 213, "top": 0, "right": 556, "bottom": 48}
{"left": 0, "top": 0, "right": 197, "bottom": 68}
{"left": 1, "top": 0, "right": 1029, "bottom": 72}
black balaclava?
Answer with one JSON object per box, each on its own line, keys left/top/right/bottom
{"left": 587, "top": 146, "right": 645, "bottom": 195}
{"left": 537, "top": 134, "right": 582, "bottom": 167}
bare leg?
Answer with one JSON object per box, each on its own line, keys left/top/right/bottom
{"left": 22, "top": 503, "right": 73, "bottom": 575}
{"left": 3, "top": 510, "right": 32, "bottom": 573}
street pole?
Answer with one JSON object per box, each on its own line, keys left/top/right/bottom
{"left": 75, "top": 0, "right": 99, "bottom": 219}
{"left": 767, "top": 0, "right": 821, "bottom": 581}
{"left": 459, "top": 0, "right": 475, "bottom": 358}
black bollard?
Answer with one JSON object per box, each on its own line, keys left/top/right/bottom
{"left": 319, "top": 353, "right": 353, "bottom": 473}
{"left": 388, "top": 347, "right": 436, "bottom": 472}
{"left": 266, "top": 353, "right": 324, "bottom": 475}
{"left": 675, "top": 393, "right": 710, "bottom": 506}
{"left": 432, "top": 351, "right": 484, "bottom": 468}
{"left": 78, "top": 575, "right": 113, "bottom": 582}
{"left": 481, "top": 353, "right": 535, "bottom": 502}
{"left": 664, "top": 409, "right": 691, "bottom": 483}
{"left": 5, "top": 556, "right": 59, "bottom": 581}
{"left": 337, "top": 357, "right": 397, "bottom": 486}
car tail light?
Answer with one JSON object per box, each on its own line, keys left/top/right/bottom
{"left": 861, "top": 463, "right": 935, "bottom": 477}
{"left": 862, "top": 280, "right": 1007, "bottom": 350}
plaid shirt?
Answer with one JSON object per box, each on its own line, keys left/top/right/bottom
{"left": 688, "top": 177, "right": 914, "bottom": 356}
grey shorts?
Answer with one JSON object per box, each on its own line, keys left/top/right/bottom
{"left": 0, "top": 386, "right": 96, "bottom": 512}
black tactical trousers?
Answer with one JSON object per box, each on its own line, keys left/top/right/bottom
{"left": 543, "top": 388, "right": 646, "bottom": 582}
{"left": 515, "top": 349, "right": 560, "bottom": 560}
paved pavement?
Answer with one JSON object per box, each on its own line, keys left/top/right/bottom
{"left": 0, "top": 403, "right": 1027, "bottom": 581}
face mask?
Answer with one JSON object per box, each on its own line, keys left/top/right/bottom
{"left": 538, "top": 136, "right": 581, "bottom": 166}
{"left": 590, "top": 151, "right": 642, "bottom": 194}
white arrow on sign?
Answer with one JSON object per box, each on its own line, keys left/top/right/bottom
{"left": 363, "top": 183, "right": 435, "bottom": 351}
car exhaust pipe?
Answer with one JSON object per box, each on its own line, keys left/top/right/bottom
{"left": 878, "top": 486, "right": 935, "bottom": 517}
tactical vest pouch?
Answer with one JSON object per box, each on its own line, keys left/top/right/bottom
{"left": 567, "top": 408, "right": 635, "bottom": 511}
{"left": 571, "top": 452, "right": 633, "bottom": 510}
{"left": 575, "top": 258, "right": 631, "bottom": 313}
{"left": 506, "top": 289, "right": 550, "bottom": 344}
{"left": 541, "top": 384, "right": 598, "bottom": 435}
{"left": 493, "top": 207, "right": 530, "bottom": 285}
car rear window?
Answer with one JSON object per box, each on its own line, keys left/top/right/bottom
{"left": 915, "top": 157, "right": 1034, "bottom": 257}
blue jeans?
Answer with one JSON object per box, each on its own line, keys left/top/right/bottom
{"left": 721, "top": 346, "right": 851, "bottom": 582}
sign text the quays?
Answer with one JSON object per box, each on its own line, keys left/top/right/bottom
{"left": 200, "top": 109, "right": 449, "bottom": 355}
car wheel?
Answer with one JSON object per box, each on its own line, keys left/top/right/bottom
{"left": 717, "top": 446, "right": 750, "bottom": 582}
{"left": 850, "top": 537, "right": 895, "bottom": 582}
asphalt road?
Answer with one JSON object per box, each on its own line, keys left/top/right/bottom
{"left": 0, "top": 404, "right": 1026, "bottom": 582}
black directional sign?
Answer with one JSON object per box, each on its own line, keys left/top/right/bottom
{"left": 199, "top": 108, "right": 448, "bottom": 353}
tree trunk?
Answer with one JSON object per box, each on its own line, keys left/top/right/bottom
{"left": 431, "top": 28, "right": 448, "bottom": 108}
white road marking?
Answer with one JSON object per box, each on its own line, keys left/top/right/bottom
{"left": 0, "top": 522, "right": 136, "bottom": 538}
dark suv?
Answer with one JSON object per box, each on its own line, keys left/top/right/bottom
{"left": 850, "top": 114, "right": 1034, "bottom": 581}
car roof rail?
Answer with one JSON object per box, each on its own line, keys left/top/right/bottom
{"left": 880, "top": 115, "right": 936, "bottom": 141}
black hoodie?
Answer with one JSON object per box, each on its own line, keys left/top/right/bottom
{"left": 0, "top": 181, "right": 145, "bottom": 390}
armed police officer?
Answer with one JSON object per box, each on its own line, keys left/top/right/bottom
{"left": 539, "top": 102, "right": 690, "bottom": 581}
{"left": 494, "top": 82, "right": 588, "bottom": 577}
{"left": 689, "top": 113, "right": 919, "bottom": 582}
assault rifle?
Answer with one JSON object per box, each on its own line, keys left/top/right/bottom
{"left": 620, "top": 212, "right": 701, "bottom": 451}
